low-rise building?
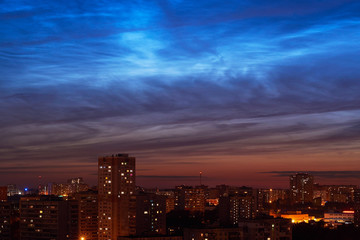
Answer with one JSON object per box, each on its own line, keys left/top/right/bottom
{"left": 239, "top": 218, "right": 292, "bottom": 240}
{"left": 184, "top": 227, "right": 242, "bottom": 240}
{"left": 324, "top": 211, "right": 354, "bottom": 227}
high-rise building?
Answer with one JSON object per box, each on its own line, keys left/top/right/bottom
{"left": 354, "top": 189, "right": 360, "bottom": 227}
{"left": 51, "top": 177, "right": 89, "bottom": 196}
{"left": 219, "top": 194, "right": 255, "bottom": 226}
{"left": 262, "top": 188, "right": 288, "bottom": 204}
{"left": 174, "top": 185, "right": 206, "bottom": 212}
{"left": 165, "top": 197, "right": 175, "bottom": 213}
{"left": 135, "top": 192, "right": 167, "bottom": 236}
{"left": 0, "top": 201, "right": 11, "bottom": 240}
{"left": 7, "top": 184, "right": 21, "bottom": 196}
{"left": 327, "top": 185, "right": 356, "bottom": 203}
{"left": 68, "top": 177, "right": 89, "bottom": 194}
{"left": 98, "top": 153, "right": 136, "bottom": 240}
{"left": 52, "top": 183, "right": 71, "bottom": 196}
{"left": 74, "top": 190, "right": 98, "bottom": 240}
{"left": 290, "top": 173, "right": 314, "bottom": 204}
{"left": 19, "top": 196, "right": 78, "bottom": 240}
{"left": 0, "top": 186, "right": 7, "bottom": 202}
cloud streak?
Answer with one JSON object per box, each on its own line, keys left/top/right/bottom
{"left": 264, "top": 171, "right": 360, "bottom": 180}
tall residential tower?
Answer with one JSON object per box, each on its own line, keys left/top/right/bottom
{"left": 98, "top": 154, "right": 136, "bottom": 240}
{"left": 290, "top": 173, "right": 314, "bottom": 204}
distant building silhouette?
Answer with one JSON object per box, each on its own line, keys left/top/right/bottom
{"left": 290, "top": 173, "right": 314, "bottom": 204}
{"left": 0, "top": 186, "right": 7, "bottom": 202}
{"left": 174, "top": 185, "right": 206, "bottom": 212}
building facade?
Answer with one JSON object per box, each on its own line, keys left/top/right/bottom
{"left": 184, "top": 227, "right": 243, "bottom": 240}
{"left": 354, "top": 189, "right": 360, "bottom": 227}
{"left": 135, "top": 192, "right": 167, "bottom": 236}
{"left": 0, "top": 186, "right": 7, "bottom": 202}
{"left": 98, "top": 154, "right": 136, "bottom": 240}
{"left": 19, "top": 196, "right": 78, "bottom": 240}
{"left": 290, "top": 173, "right": 314, "bottom": 204}
{"left": 238, "top": 218, "right": 292, "bottom": 240}
{"left": 219, "top": 194, "right": 255, "bottom": 226}
{"left": 174, "top": 186, "right": 206, "bottom": 212}
{"left": 75, "top": 190, "right": 98, "bottom": 240}
{"left": 0, "top": 202, "right": 11, "bottom": 240}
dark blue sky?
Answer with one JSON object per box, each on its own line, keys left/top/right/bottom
{"left": 1, "top": 0, "right": 360, "bottom": 188}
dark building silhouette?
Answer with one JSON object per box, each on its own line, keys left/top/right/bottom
{"left": 354, "top": 189, "right": 360, "bottom": 227}
{"left": 184, "top": 227, "right": 243, "bottom": 240}
{"left": 75, "top": 190, "right": 98, "bottom": 240}
{"left": 135, "top": 192, "right": 167, "bottom": 236}
{"left": 238, "top": 218, "right": 292, "bottom": 240}
{"left": 0, "top": 202, "right": 11, "bottom": 240}
{"left": 118, "top": 236, "right": 182, "bottom": 240}
{"left": 0, "top": 186, "right": 7, "bottom": 202}
{"left": 19, "top": 196, "right": 78, "bottom": 240}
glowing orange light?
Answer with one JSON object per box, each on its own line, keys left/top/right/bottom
{"left": 343, "top": 210, "right": 354, "bottom": 214}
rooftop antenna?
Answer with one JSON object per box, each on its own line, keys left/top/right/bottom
{"left": 200, "top": 171, "right": 202, "bottom": 186}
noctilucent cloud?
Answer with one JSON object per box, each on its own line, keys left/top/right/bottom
{"left": 1, "top": 0, "right": 360, "bottom": 188}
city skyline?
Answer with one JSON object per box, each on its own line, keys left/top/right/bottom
{"left": 2, "top": 154, "right": 360, "bottom": 240}
{"left": 1, "top": 1, "right": 360, "bottom": 188}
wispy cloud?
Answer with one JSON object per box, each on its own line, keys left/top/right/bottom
{"left": 137, "top": 175, "right": 201, "bottom": 179}
{"left": 1, "top": 0, "right": 360, "bottom": 186}
{"left": 263, "top": 171, "right": 360, "bottom": 179}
